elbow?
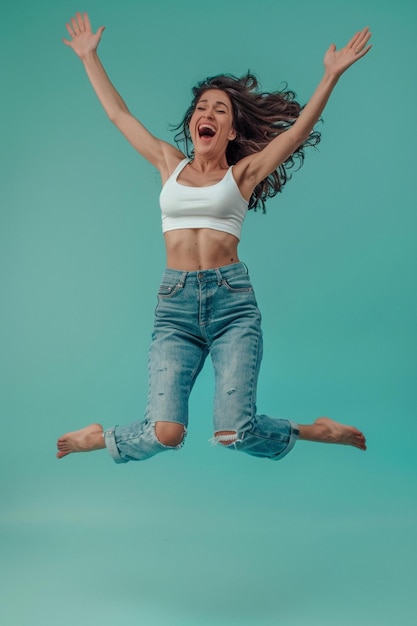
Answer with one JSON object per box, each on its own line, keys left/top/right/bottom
{"left": 108, "top": 107, "right": 129, "bottom": 125}
{"left": 107, "top": 109, "right": 120, "bottom": 124}
{"left": 290, "top": 127, "right": 311, "bottom": 149}
{"left": 276, "top": 130, "right": 303, "bottom": 161}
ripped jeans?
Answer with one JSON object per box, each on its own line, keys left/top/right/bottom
{"left": 104, "top": 262, "right": 299, "bottom": 463}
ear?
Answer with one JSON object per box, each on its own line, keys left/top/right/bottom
{"left": 228, "top": 128, "right": 237, "bottom": 141}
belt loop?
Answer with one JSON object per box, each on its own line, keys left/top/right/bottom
{"left": 215, "top": 268, "right": 223, "bottom": 285}
{"left": 178, "top": 271, "right": 187, "bottom": 287}
{"left": 241, "top": 261, "right": 249, "bottom": 274}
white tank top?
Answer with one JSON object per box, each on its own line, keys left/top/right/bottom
{"left": 159, "top": 159, "right": 248, "bottom": 240}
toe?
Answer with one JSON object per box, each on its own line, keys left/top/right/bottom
{"left": 56, "top": 450, "right": 70, "bottom": 459}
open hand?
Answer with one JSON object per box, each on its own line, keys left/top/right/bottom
{"left": 324, "top": 27, "right": 372, "bottom": 78}
{"left": 63, "top": 12, "right": 105, "bottom": 59}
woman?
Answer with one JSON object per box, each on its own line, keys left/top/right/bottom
{"left": 57, "top": 12, "right": 370, "bottom": 462}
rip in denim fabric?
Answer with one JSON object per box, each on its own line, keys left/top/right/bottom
{"left": 210, "top": 432, "right": 243, "bottom": 449}
{"left": 153, "top": 422, "right": 187, "bottom": 449}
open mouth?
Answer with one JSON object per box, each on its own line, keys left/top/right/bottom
{"left": 198, "top": 124, "right": 216, "bottom": 139}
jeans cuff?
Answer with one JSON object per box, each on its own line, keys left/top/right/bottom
{"left": 104, "top": 427, "right": 127, "bottom": 464}
{"left": 273, "top": 420, "right": 299, "bottom": 461}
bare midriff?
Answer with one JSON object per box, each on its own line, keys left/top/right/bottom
{"left": 164, "top": 228, "right": 239, "bottom": 271}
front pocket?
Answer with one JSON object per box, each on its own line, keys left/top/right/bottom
{"left": 157, "top": 282, "right": 183, "bottom": 298}
{"left": 222, "top": 276, "right": 254, "bottom": 293}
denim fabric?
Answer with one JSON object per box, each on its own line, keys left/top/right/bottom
{"left": 104, "top": 262, "right": 299, "bottom": 463}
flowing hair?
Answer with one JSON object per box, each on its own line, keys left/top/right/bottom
{"left": 172, "top": 72, "right": 321, "bottom": 212}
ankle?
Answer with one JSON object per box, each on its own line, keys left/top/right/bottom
{"left": 298, "top": 421, "right": 327, "bottom": 442}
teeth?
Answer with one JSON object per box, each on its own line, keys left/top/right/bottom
{"left": 199, "top": 124, "right": 216, "bottom": 135}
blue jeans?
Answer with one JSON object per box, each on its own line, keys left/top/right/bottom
{"left": 104, "top": 262, "right": 299, "bottom": 463}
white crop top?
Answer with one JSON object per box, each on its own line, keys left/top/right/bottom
{"left": 160, "top": 158, "right": 248, "bottom": 240}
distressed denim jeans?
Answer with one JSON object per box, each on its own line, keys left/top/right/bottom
{"left": 104, "top": 262, "right": 299, "bottom": 463}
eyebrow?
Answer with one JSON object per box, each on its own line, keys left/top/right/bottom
{"left": 198, "top": 99, "right": 229, "bottom": 109}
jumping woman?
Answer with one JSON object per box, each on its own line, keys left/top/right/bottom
{"left": 57, "top": 12, "right": 371, "bottom": 463}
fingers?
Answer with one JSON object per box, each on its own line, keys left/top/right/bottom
{"left": 65, "top": 11, "right": 89, "bottom": 38}
{"left": 65, "top": 21, "right": 76, "bottom": 39}
{"left": 70, "top": 17, "right": 81, "bottom": 35}
{"left": 347, "top": 27, "right": 369, "bottom": 48}
{"left": 75, "top": 11, "right": 87, "bottom": 31}
{"left": 355, "top": 44, "right": 372, "bottom": 60}
{"left": 349, "top": 27, "right": 372, "bottom": 55}
{"left": 83, "top": 12, "right": 92, "bottom": 31}
{"left": 346, "top": 29, "right": 362, "bottom": 49}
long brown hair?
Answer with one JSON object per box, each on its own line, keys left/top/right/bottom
{"left": 173, "top": 72, "right": 321, "bottom": 212}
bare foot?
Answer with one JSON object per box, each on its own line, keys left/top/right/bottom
{"left": 298, "top": 417, "right": 367, "bottom": 450}
{"left": 56, "top": 423, "right": 105, "bottom": 459}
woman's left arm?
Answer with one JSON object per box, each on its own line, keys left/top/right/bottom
{"left": 237, "top": 27, "right": 372, "bottom": 193}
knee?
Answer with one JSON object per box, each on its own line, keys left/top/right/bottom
{"left": 213, "top": 430, "right": 239, "bottom": 446}
{"left": 155, "top": 421, "right": 186, "bottom": 447}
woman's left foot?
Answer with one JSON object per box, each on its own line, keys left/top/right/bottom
{"left": 298, "top": 417, "right": 367, "bottom": 450}
{"left": 56, "top": 423, "right": 105, "bottom": 459}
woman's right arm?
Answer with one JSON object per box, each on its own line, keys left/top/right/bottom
{"left": 63, "top": 12, "right": 183, "bottom": 174}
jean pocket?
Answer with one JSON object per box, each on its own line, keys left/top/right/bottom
{"left": 222, "top": 275, "right": 254, "bottom": 293}
{"left": 157, "top": 281, "right": 183, "bottom": 299}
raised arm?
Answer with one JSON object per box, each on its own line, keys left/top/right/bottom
{"left": 235, "top": 27, "right": 372, "bottom": 196}
{"left": 63, "top": 12, "right": 183, "bottom": 176}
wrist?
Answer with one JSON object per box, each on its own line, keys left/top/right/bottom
{"left": 322, "top": 69, "right": 340, "bottom": 86}
{"left": 80, "top": 49, "right": 99, "bottom": 63}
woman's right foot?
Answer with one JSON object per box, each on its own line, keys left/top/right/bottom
{"left": 56, "top": 423, "right": 105, "bottom": 459}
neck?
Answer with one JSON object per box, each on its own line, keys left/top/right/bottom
{"left": 190, "top": 154, "right": 229, "bottom": 172}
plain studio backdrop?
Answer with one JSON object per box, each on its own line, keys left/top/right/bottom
{"left": 1, "top": 0, "right": 416, "bottom": 624}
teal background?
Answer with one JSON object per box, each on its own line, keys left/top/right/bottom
{"left": 1, "top": 0, "right": 416, "bottom": 624}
